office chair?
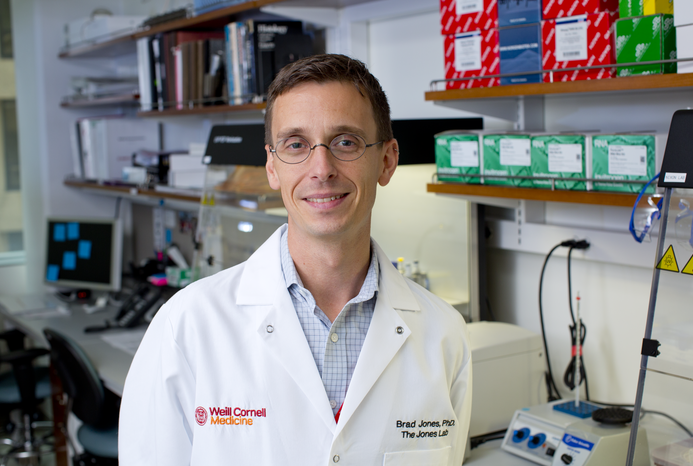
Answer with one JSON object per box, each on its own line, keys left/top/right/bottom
{"left": 0, "top": 329, "right": 54, "bottom": 465}
{"left": 43, "top": 329, "right": 119, "bottom": 466}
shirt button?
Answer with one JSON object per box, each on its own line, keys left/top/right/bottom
{"left": 330, "top": 333, "right": 339, "bottom": 343}
{"left": 330, "top": 400, "right": 337, "bottom": 409}
{"left": 333, "top": 455, "right": 340, "bottom": 463}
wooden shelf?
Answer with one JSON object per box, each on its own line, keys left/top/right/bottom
{"left": 427, "top": 183, "right": 639, "bottom": 207}
{"left": 59, "top": 0, "right": 379, "bottom": 58}
{"left": 425, "top": 73, "right": 693, "bottom": 101}
{"left": 64, "top": 179, "right": 285, "bottom": 213}
{"left": 64, "top": 179, "right": 200, "bottom": 203}
{"left": 60, "top": 94, "right": 140, "bottom": 108}
{"left": 137, "top": 102, "right": 266, "bottom": 117}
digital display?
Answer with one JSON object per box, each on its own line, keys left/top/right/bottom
{"left": 45, "top": 218, "right": 121, "bottom": 291}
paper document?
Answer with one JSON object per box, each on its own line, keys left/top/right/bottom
{"left": 100, "top": 329, "right": 147, "bottom": 356}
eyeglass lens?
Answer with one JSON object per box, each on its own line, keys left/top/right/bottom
{"left": 275, "top": 134, "right": 366, "bottom": 162}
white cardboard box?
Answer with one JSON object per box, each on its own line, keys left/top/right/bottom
{"left": 674, "top": 0, "right": 693, "bottom": 26}
{"left": 677, "top": 25, "right": 693, "bottom": 74}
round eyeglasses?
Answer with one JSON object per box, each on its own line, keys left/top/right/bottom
{"left": 269, "top": 134, "right": 383, "bottom": 164}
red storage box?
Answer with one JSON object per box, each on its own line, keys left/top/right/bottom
{"left": 541, "top": 12, "right": 617, "bottom": 82}
{"left": 441, "top": 0, "right": 499, "bottom": 34}
{"left": 542, "top": 0, "right": 619, "bottom": 20}
{"left": 444, "top": 29, "right": 500, "bottom": 89}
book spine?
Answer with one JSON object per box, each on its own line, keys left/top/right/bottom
{"left": 175, "top": 45, "right": 183, "bottom": 110}
{"left": 231, "top": 22, "right": 242, "bottom": 105}
{"left": 151, "top": 36, "right": 164, "bottom": 110}
{"left": 69, "top": 120, "right": 84, "bottom": 178}
{"left": 224, "top": 24, "right": 235, "bottom": 106}
{"left": 136, "top": 38, "right": 152, "bottom": 111}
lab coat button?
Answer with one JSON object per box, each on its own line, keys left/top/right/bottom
{"left": 396, "top": 326, "right": 404, "bottom": 334}
{"left": 333, "top": 455, "right": 340, "bottom": 463}
{"left": 266, "top": 325, "right": 274, "bottom": 333}
{"left": 330, "top": 400, "right": 337, "bottom": 409}
{"left": 330, "top": 333, "right": 339, "bottom": 343}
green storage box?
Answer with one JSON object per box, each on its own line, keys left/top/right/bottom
{"left": 615, "top": 14, "right": 676, "bottom": 76}
{"left": 531, "top": 134, "right": 586, "bottom": 190}
{"left": 620, "top": 0, "right": 644, "bottom": 18}
{"left": 482, "top": 134, "right": 532, "bottom": 187}
{"left": 591, "top": 134, "right": 656, "bottom": 193}
{"left": 435, "top": 131, "right": 480, "bottom": 184}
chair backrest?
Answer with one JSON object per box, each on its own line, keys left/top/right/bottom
{"left": 43, "top": 329, "right": 106, "bottom": 427}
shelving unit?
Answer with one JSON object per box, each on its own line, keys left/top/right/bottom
{"left": 60, "top": 94, "right": 140, "bottom": 108}
{"left": 426, "top": 183, "right": 639, "bottom": 207}
{"left": 137, "top": 102, "right": 265, "bottom": 118}
{"left": 425, "top": 73, "right": 693, "bottom": 101}
{"left": 63, "top": 179, "right": 285, "bottom": 214}
{"left": 425, "top": 73, "right": 693, "bottom": 206}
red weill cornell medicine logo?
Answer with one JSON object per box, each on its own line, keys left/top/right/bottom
{"left": 195, "top": 406, "right": 208, "bottom": 426}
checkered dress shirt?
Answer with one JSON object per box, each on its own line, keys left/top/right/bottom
{"left": 280, "top": 229, "right": 378, "bottom": 416}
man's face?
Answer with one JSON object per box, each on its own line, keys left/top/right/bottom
{"left": 265, "top": 81, "right": 398, "bottom": 243}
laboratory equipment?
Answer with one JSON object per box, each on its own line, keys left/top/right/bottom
{"left": 626, "top": 109, "right": 693, "bottom": 465}
{"left": 502, "top": 400, "right": 650, "bottom": 466}
{"left": 467, "top": 322, "right": 546, "bottom": 437}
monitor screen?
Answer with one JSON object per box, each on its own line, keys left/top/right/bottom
{"left": 44, "top": 217, "right": 122, "bottom": 292}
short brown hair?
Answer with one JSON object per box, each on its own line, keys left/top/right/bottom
{"left": 264, "top": 54, "right": 393, "bottom": 145}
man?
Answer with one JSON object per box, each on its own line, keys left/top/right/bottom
{"left": 119, "top": 54, "right": 472, "bottom": 465}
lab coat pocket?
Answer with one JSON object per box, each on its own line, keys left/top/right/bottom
{"left": 382, "top": 445, "right": 451, "bottom": 466}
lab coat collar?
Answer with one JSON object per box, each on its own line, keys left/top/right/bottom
{"left": 237, "top": 224, "right": 421, "bottom": 312}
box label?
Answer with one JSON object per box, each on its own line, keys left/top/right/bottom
{"left": 555, "top": 17, "right": 588, "bottom": 61}
{"left": 664, "top": 172, "right": 687, "bottom": 183}
{"left": 548, "top": 144, "right": 583, "bottom": 172}
{"left": 451, "top": 140, "right": 480, "bottom": 167}
{"left": 500, "top": 138, "right": 531, "bottom": 166}
{"left": 608, "top": 144, "right": 648, "bottom": 175}
{"left": 456, "top": 0, "right": 484, "bottom": 16}
{"left": 455, "top": 33, "right": 482, "bottom": 71}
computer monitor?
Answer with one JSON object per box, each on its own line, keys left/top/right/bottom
{"left": 44, "top": 217, "right": 122, "bottom": 292}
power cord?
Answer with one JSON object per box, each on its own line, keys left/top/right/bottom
{"left": 539, "top": 239, "right": 590, "bottom": 401}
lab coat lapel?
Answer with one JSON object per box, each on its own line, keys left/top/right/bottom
{"left": 334, "top": 241, "right": 420, "bottom": 436}
{"left": 242, "top": 225, "right": 335, "bottom": 433}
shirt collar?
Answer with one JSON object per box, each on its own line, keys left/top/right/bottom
{"left": 279, "top": 228, "right": 379, "bottom": 303}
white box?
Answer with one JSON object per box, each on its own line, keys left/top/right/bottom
{"left": 170, "top": 154, "right": 205, "bottom": 172}
{"left": 674, "top": 0, "right": 693, "bottom": 26}
{"left": 677, "top": 25, "right": 693, "bottom": 74}
{"left": 468, "top": 322, "right": 546, "bottom": 437}
{"left": 169, "top": 170, "right": 206, "bottom": 189}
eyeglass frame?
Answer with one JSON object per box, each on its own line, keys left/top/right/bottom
{"left": 268, "top": 133, "right": 385, "bottom": 164}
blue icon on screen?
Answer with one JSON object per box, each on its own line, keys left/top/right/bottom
{"left": 46, "top": 265, "right": 60, "bottom": 282}
{"left": 62, "top": 251, "right": 77, "bottom": 270}
{"left": 78, "top": 240, "right": 92, "bottom": 259}
{"left": 67, "top": 222, "right": 80, "bottom": 240}
{"left": 54, "top": 224, "right": 66, "bottom": 242}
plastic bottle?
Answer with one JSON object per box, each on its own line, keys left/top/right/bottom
{"left": 397, "top": 257, "right": 406, "bottom": 275}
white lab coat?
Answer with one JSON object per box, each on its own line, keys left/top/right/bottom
{"left": 119, "top": 225, "right": 472, "bottom": 465}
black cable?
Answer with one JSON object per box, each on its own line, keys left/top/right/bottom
{"left": 567, "top": 246, "right": 576, "bottom": 325}
{"left": 539, "top": 243, "right": 563, "bottom": 401}
{"left": 485, "top": 296, "right": 496, "bottom": 322}
{"left": 470, "top": 429, "right": 507, "bottom": 449}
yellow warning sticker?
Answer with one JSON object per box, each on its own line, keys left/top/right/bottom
{"left": 682, "top": 254, "right": 693, "bottom": 276}
{"left": 656, "top": 245, "right": 680, "bottom": 273}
